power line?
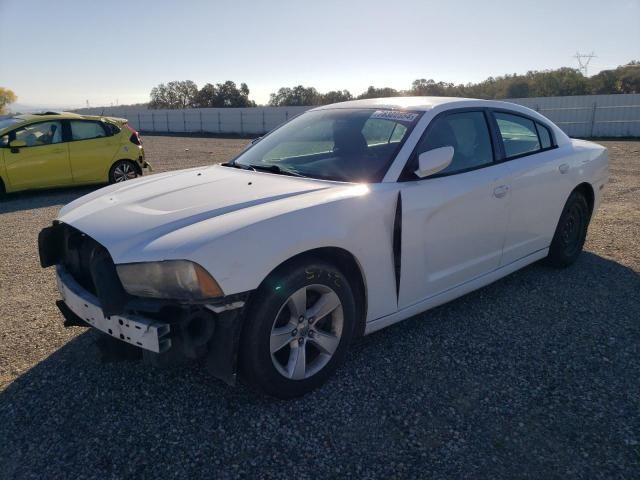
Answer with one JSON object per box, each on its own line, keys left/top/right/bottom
{"left": 574, "top": 52, "right": 597, "bottom": 76}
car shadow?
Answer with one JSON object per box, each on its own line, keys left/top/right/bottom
{"left": 1, "top": 252, "right": 638, "bottom": 478}
{"left": 0, "top": 186, "right": 97, "bottom": 214}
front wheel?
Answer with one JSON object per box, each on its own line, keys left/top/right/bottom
{"left": 546, "top": 191, "right": 591, "bottom": 267}
{"left": 109, "top": 160, "right": 139, "bottom": 184}
{"left": 239, "top": 259, "right": 356, "bottom": 398}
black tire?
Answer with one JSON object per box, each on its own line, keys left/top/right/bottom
{"left": 546, "top": 191, "right": 591, "bottom": 267}
{"left": 108, "top": 160, "right": 139, "bottom": 184}
{"left": 239, "top": 258, "right": 356, "bottom": 399}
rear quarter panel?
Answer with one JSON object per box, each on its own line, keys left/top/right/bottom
{"left": 568, "top": 139, "right": 608, "bottom": 211}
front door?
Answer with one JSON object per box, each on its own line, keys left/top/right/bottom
{"left": 398, "top": 110, "right": 511, "bottom": 308}
{"left": 5, "top": 120, "right": 72, "bottom": 190}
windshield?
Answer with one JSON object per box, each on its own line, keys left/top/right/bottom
{"left": 232, "top": 108, "right": 422, "bottom": 182}
{"left": 0, "top": 117, "right": 24, "bottom": 132}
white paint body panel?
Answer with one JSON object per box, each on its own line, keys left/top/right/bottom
{"left": 399, "top": 162, "right": 512, "bottom": 307}
{"left": 57, "top": 97, "right": 608, "bottom": 332}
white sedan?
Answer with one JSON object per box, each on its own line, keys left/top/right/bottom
{"left": 39, "top": 97, "right": 608, "bottom": 398}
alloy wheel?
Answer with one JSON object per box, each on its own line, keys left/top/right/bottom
{"left": 113, "top": 163, "right": 138, "bottom": 182}
{"left": 270, "top": 284, "right": 344, "bottom": 380}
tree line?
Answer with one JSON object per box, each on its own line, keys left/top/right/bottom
{"left": 149, "top": 80, "right": 256, "bottom": 109}
{"left": 148, "top": 62, "right": 640, "bottom": 109}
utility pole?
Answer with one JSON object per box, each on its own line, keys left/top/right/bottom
{"left": 574, "top": 52, "right": 596, "bottom": 76}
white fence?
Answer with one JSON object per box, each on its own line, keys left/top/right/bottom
{"left": 75, "top": 106, "right": 311, "bottom": 135}
{"left": 508, "top": 93, "right": 640, "bottom": 138}
{"left": 74, "top": 93, "right": 640, "bottom": 138}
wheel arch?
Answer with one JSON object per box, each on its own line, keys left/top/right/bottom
{"left": 109, "top": 159, "right": 142, "bottom": 181}
{"left": 0, "top": 176, "right": 5, "bottom": 194}
{"left": 573, "top": 182, "right": 595, "bottom": 216}
{"left": 253, "top": 247, "right": 368, "bottom": 337}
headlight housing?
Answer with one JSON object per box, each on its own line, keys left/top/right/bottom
{"left": 116, "top": 260, "right": 223, "bottom": 300}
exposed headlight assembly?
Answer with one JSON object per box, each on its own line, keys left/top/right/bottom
{"left": 116, "top": 260, "right": 223, "bottom": 300}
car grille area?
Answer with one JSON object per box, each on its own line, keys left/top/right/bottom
{"left": 61, "top": 225, "right": 101, "bottom": 295}
{"left": 39, "top": 222, "right": 131, "bottom": 316}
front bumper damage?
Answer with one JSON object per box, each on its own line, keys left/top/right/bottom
{"left": 40, "top": 222, "right": 249, "bottom": 385}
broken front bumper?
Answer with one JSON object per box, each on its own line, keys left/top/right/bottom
{"left": 56, "top": 266, "right": 172, "bottom": 353}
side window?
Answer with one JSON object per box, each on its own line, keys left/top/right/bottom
{"left": 361, "top": 119, "right": 407, "bottom": 146}
{"left": 0, "top": 134, "right": 8, "bottom": 147}
{"left": 70, "top": 121, "right": 108, "bottom": 141}
{"left": 414, "top": 111, "right": 493, "bottom": 175}
{"left": 494, "top": 112, "right": 541, "bottom": 158}
{"left": 13, "top": 121, "right": 63, "bottom": 147}
{"left": 536, "top": 122, "right": 552, "bottom": 149}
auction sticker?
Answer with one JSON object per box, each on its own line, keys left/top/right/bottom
{"left": 371, "top": 110, "right": 419, "bottom": 122}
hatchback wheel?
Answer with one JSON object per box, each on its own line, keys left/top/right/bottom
{"left": 109, "top": 160, "right": 139, "bottom": 184}
{"left": 546, "top": 191, "right": 591, "bottom": 267}
{"left": 240, "top": 259, "right": 356, "bottom": 398}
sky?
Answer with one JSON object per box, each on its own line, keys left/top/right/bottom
{"left": 1, "top": 0, "right": 639, "bottom": 109}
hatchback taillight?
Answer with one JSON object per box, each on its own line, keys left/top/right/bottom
{"left": 126, "top": 124, "right": 142, "bottom": 145}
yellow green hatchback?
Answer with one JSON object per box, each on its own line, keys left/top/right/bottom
{"left": 0, "top": 112, "right": 150, "bottom": 195}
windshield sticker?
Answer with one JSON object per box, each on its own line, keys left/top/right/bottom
{"left": 371, "top": 110, "right": 419, "bottom": 123}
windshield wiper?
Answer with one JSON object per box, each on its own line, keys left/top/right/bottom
{"left": 222, "top": 162, "right": 256, "bottom": 171}
{"left": 247, "top": 164, "right": 304, "bottom": 177}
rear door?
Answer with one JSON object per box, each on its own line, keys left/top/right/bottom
{"left": 398, "top": 110, "right": 511, "bottom": 307}
{"left": 67, "top": 120, "right": 119, "bottom": 184}
{"left": 4, "top": 120, "right": 72, "bottom": 190}
{"left": 492, "top": 111, "right": 574, "bottom": 264}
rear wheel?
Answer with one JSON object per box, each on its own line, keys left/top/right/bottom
{"left": 109, "top": 160, "right": 139, "bottom": 184}
{"left": 240, "top": 259, "right": 356, "bottom": 398}
{"left": 546, "top": 191, "right": 591, "bottom": 267}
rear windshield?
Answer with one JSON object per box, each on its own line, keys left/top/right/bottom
{"left": 233, "top": 108, "right": 422, "bottom": 182}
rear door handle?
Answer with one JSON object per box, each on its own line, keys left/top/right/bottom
{"left": 559, "top": 163, "right": 570, "bottom": 174}
{"left": 493, "top": 185, "right": 509, "bottom": 198}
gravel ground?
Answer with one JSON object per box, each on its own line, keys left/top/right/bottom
{"left": 0, "top": 138, "right": 638, "bottom": 479}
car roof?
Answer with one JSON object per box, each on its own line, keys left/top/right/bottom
{"left": 310, "top": 96, "right": 541, "bottom": 112}
{"left": 0, "top": 112, "right": 126, "bottom": 135}
{"left": 15, "top": 112, "right": 85, "bottom": 123}
{"left": 311, "top": 96, "right": 479, "bottom": 112}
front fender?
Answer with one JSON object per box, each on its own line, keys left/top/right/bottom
{"left": 174, "top": 187, "right": 401, "bottom": 322}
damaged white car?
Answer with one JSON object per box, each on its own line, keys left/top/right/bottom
{"left": 39, "top": 97, "right": 608, "bottom": 398}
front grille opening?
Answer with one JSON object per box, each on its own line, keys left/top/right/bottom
{"left": 60, "top": 225, "right": 108, "bottom": 295}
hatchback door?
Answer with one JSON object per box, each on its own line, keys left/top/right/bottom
{"left": 67, "top": 120, "right": 120, "bottom": 184}
{"left": 5, "top": 120, "right": 72, "bottom": 190}
{"left": 492, "top": 112, "right": 574, "bottom": 265}
{"left": 398, "top": 110, "right": 511, "bottom": 308}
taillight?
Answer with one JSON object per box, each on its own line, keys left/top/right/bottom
{"left": 125, "top": 124, "right": 142, "bottom": 145}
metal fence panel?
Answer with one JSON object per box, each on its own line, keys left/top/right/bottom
{"left": 74, "top": 95, "right": 640, "bottom": 138}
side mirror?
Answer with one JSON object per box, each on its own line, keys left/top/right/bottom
{"left": 414, "top": 146, "right": 454, "bottom": 178}
{"left": 9, "top": 140, "right": 26, "bottom": 148}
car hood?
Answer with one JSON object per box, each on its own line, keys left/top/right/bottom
{"left": 58, "top": 165, "right": 344, "bottom": 260}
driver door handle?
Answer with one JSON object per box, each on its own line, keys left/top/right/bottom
{"left": 493, "top": 185, "right": 509, "bottom": 198}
